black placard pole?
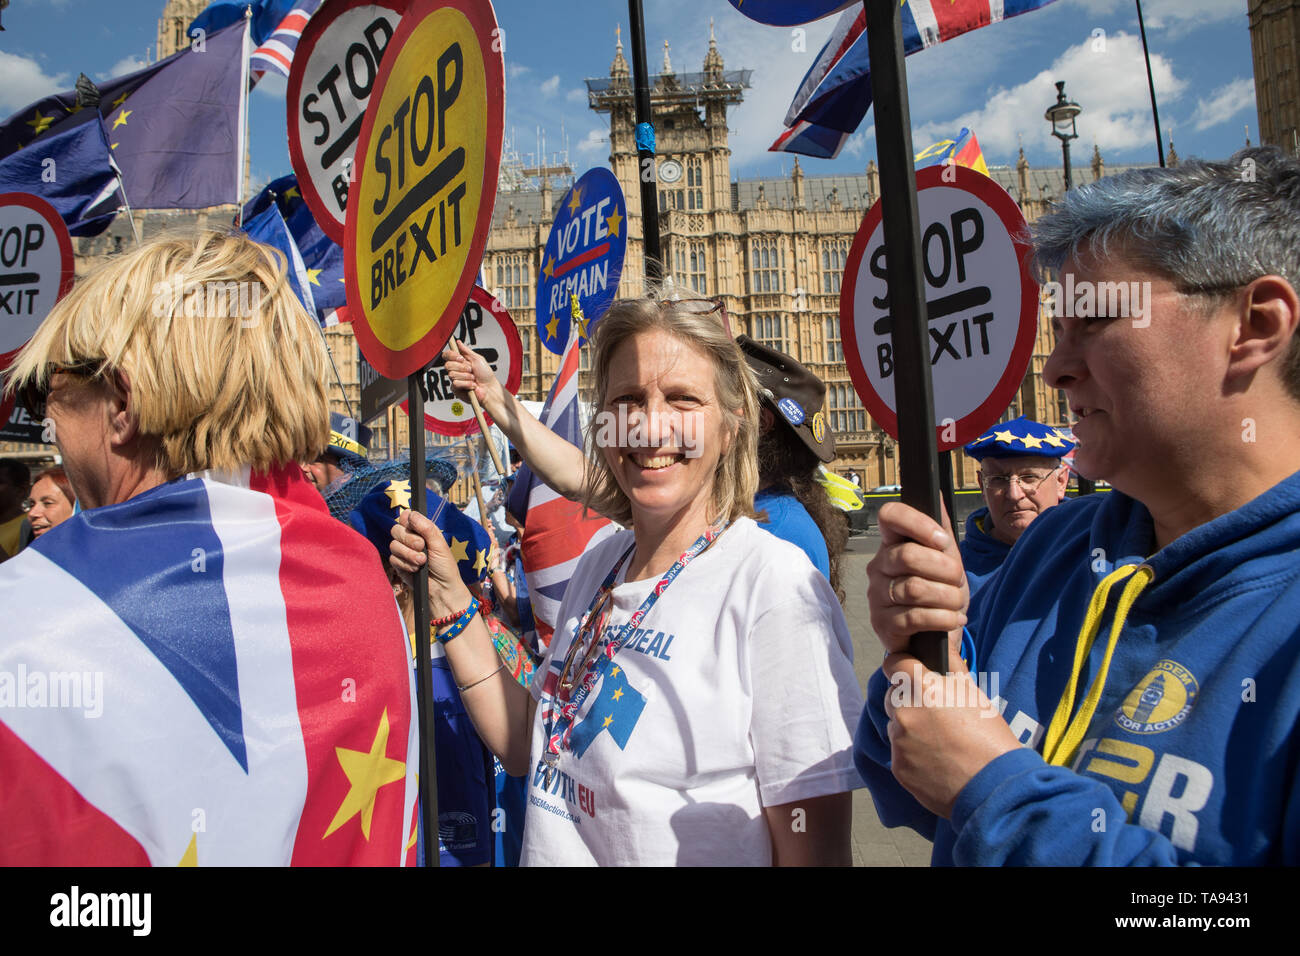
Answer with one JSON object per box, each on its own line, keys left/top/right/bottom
{"left": 627, "top": 0, "right": 662, "bottom": 283}
{"left": 407, "top": 374, "right": 439, "bottom": 865}
{"left": 863, "top": 0, "right": 947, "bottom": 673}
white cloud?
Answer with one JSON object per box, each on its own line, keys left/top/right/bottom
{"left": 575, "top": 128, "right": 608, "bottom": 155}
{"left": 507, "top": 62, "right": 531, "bottom": 80}
{"left": 1192, "top": 76, "right": 1255, "bottom": 131}
{"left": 540, "top": 74, "right": 560, "bottom": 96}
{"left": 1141, "top": 0, "right": 1245, "bottom": 35}
{"left": 107, "top": 55, "right": 149, "bottom": 79}
{"left": 254, "top": 72, "right": 288, "bottom": 100}
{"left": 913, "top": 32, "right": 1187, "bottom": 164}
{"left": 566, "top": 87, "right": 587, "bottom": 104}
{"left": 0, "top": 51, "right": 69, "bottom": 114}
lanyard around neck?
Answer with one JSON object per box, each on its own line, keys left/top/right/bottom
{"left": 541, "top": 520, "right": 729, "bottom": 764}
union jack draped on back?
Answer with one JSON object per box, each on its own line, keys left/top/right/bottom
{"left": 506, "top": 331, "right": 618, "bottom": 650}
{"left": 250, "top": 1, "right": 323, "bottom": 85}
{"left": 0, "top": 466, "right": 418, "bottom": 865}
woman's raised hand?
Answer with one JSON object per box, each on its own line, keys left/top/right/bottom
{"left": 443, "top": 339, "right": 506, "bottom": 417}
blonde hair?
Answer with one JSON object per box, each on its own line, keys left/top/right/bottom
{"left": 582, "top": 294, "right": 760, "bottom": 527}
{"left": 4, "top": 230, "right": 329, "bottom": 476}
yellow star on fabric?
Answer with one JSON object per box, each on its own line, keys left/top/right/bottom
{"left": 602, "top": 715, "right": 614, "bottom": 729}
{"left": 611, "top": 666, "right": 621, "bottom": 678}
{"left": 574, "top": 316, "right": 588, "bottom": 341}
{"left": 112, "top": 92, "right": 129, "bottom": 109}
{"left": 545, "top": 313, "right": 559, "bottom": 341}
{"left": 384, "top": 479, "right": 412, "bottom": 510}
{"left": 112, "top": 109, "right": 132, "bottom": 130}
{"left": 1042, "top": 432, "right": 1066, "bottom": 448}
{"left": 567, "top": 186, "right": 584, "bottom": 215}
{"left": 322, "top": 708, "right": 407, "bottom": 840}
{"left": 111, "top": 142, "right": 119, "bottom": 150}
{"left": 612, "top": 687, "right": 623, "bottom": 701}
{"left": 306, "top": 268, "right": 322, "bottom": 286}
{"left": 473, "top": 549, "right": 487, "bottom": 574}
{"left": 285, "top": 185, "right": 301, "bottom": 201}
{"left": 448, "top": 536, "right": 469, "bottom": 563}
{"left": 26, "top": 110, "right": 54, "bottom": 134}
{"left": 993, "top": 429, "right": 1015, "bottom": 444}
{"left": 542, "top": 255, "right": 554, "bottom": 280}
{"left": 1020, "top": 434, "right": 1044, "bottom": 450}
{"left": 605, "top": 208, "right": 623, "bottom": 238}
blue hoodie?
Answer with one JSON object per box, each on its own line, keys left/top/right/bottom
{"left": 959, "top": 506, "right": 1010, "bottom": 596}
{"left": 855, "top": 469, "right": 1300, "bottom": 865}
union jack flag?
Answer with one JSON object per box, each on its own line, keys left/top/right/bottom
{"left": 506, "top": 330, "right": 617, "bottom": 650}
{"left": 250, "top": 1, "right": 323, "bottom": 86}
{"left": 0, "top": 466, "right": 418, "bottom": 865}
{"left": 771, "top": 0, "right": 1059, "bottom": 158}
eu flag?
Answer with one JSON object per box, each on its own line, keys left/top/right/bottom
{"left": 0, "top": 23, "right": 247, "bottom": 209}
{"left": 243, "top": 174, "right": 345, "bottom": 322}
{"left": 0, "top": 115, "right": 120, "bottom": 235}
{"left": 568, "top": 664, "right": 647, "bottom": 759}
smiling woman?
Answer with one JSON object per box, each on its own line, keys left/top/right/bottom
{"left": 392, "top": 292, "right": 865, "bottom": 866}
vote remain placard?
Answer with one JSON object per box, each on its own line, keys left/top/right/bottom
{"left": 840, "top": 165, "right": 1038, "bottom": 451}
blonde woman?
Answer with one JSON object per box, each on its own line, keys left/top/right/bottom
{"left": 391, "top": 296, "right": 863, "bottom": 866}
{"left": 0, "top": 232, "right": 416, "bottom": 865}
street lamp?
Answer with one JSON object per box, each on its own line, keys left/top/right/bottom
{"left": 1045, "top": 80, "right": 1081, "bottom": 190}
{"left": 1044, "top": 80, "right": 1094, "bottom": 495}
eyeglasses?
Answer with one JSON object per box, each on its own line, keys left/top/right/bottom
{"left": 982, "top": 466, "right": 1063, "bottom": 493}
{"left": 672, "top": 298, "right": 733, "bottom": 337}
{"left": 16, "top": 359, "right": 108, "bottom": 420}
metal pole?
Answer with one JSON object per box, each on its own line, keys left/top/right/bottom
{"left": 408, "top": 376, "right": 439, "bottom": 866}
{"left": 863, "top": 0, "right": 947, "bottom": 674}
{"left": 1135, "top": 0, "right": 1166, "bottom": 168}
{"left": 627, "top": 0, "right": 662, "bottom": 285}
{"left": 1059, "top": 138, "right": 1095, "bottom": 497}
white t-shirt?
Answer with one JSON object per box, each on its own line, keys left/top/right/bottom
{"left": 519, "top": 517, "right": 864, "bottom": 866}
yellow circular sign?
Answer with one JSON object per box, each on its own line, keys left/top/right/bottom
{"left": 345, "top": 0, "right": 504, "bottom": 379}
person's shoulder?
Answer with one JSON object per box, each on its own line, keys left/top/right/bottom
{"left": 718, "top": 517, "right": 836, "bottom": 607}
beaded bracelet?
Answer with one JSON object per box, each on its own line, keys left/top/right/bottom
{"left": 431, "top": 599, "right": 475, "bottom": 629}
{"left": 435, "top": 596, "right": 480, "bottom": 644}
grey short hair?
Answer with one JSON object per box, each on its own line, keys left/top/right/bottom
{"left": 1031, "top": 145, "right": 1300, "bottom": 399}
{"left": 1031, "top": 146, "right": 1300, "bottom": 290}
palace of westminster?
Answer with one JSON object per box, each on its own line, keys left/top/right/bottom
{"left": 6, "top": 0, "right": 1300, "bottom": 494}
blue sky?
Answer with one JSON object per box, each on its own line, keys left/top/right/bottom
{"left": 2, "top": 0, "right": 1258, "bottom": 193}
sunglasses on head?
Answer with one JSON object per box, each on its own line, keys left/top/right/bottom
{"left": 671, "top": 297, "right": 733, "bottom": 337}
{"left": 16, "top": 359, "right": 108, "bottom": 420}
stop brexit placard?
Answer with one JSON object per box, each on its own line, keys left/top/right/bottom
{"left": 840, "top": 165, "right": 1039, "bottom": 451}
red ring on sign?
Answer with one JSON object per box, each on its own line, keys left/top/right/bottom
{"left": 0, "top": 192, "right": 75, "bottom": 428}
{"left": 399, "top": 285, "right": 523, "bottom": 437}
{"left": 839, "top": 164, "right": 1039, "bottom": 453}
{"left": 286, "top": 0, "right": 411, "bottom": 245}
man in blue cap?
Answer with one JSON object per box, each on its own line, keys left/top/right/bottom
{"left": 305, "top": 411, "right": 372, "bottom": 492}
{"left": 960, "top": 416, "right": 1074, "bottom": 593}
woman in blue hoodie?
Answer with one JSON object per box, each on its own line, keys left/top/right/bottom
{"left": 856, "top": 146, "right": 1300, "bottom": 866}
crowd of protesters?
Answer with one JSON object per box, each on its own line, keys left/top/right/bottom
{"left": 1, "top": 146, "right": 1298, "bottom": 866}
